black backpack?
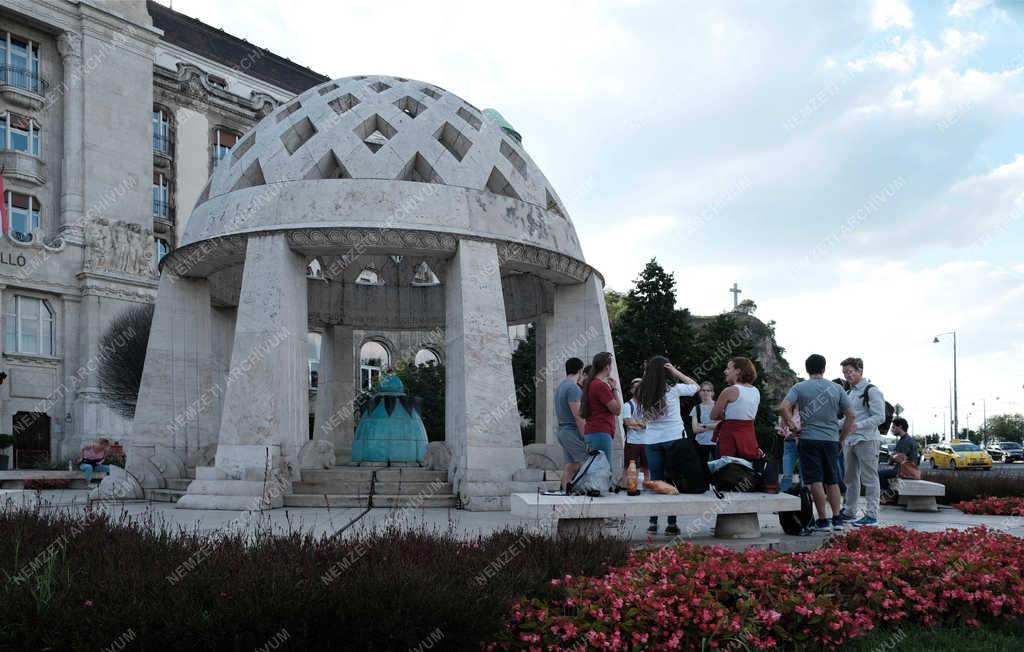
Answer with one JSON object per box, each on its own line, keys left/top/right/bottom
{"left": 664, "top": 437, "right": 711, "bottom": 494}
{"left": 779, "top": 484, "right": 814, "bottom": 535}
{"left": 710, "top": 462, "right": 759, "bottom": 492}
{"left": 861, "top": 384, "right": 895, "bottom": 435}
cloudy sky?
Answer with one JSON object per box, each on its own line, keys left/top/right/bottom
{"left": 163, "top": 0, "right": 1024, "bottom": 436}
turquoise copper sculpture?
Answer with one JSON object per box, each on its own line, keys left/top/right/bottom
{"left": 352, "top": 374, "right": 428, "bottom": 463}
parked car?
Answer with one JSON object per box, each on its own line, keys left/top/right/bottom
{"left": 928, "top": 440, "right": 993, "bottom": 471}
{"left": 986, "top": 441, "right": 1024, "bottom": 463}
{"left": 878, "top": 443, "right": 893, "bottom": 464}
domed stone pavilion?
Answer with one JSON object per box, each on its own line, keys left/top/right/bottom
{"left": 123, "top": 75, "right": 617, "bottom": 510}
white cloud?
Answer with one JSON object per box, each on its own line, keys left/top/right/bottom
{"left": 766, "top": 260, "right": 1024, "bottom": 436}
{"left": 871, "top": 0, "right": 914, "bottom": 31}
{"left": 949, "top": 0, "right": 993, "bottom": 18}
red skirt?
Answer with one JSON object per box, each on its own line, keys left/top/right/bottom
{"left": 714, "top": 419, "right": 760, "bottom": 461}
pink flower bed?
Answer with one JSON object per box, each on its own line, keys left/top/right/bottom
{"left": 954, "top": 496, "right": 1024, "bottom": 516}
{"left": 488, "top": 527, "right": 1024, "bottom": 651}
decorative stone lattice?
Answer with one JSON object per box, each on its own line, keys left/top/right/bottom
{"left": 201, "top": 75, "right": 567, "bottom": 215}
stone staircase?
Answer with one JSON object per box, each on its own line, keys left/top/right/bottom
{"left": 284, "top": 467, "right": 459, "bottom": 508}
{"left": 147, "top": 466, "right": 561, "bottom": 508}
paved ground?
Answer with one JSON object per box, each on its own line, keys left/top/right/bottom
{"left": 4, "top": 489, "right": 1024, "bottom": 553}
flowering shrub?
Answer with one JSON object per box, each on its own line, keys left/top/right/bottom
{"left": 954, "top": 496, "right": 1024, "bottom": 516}
{"left": 490, "top": 527, "right": 1024, "bottom": 651}
{"left": 0, "top": 506, "right": 629, "bottom": 651}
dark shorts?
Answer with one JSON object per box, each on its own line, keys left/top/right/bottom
{"left": 798, "top": 439, "right": 841, "bottom": 485}
{"left": 623, "top": 442, "right": 648, "bottom": 469}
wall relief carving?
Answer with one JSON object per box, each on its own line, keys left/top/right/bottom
{"left": 84, "top": 218, "right": 156, "bottom": 277}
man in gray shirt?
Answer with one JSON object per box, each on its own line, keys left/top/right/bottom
{"left": 837, "top": 357, "right": 887, "bottom": 527}
{"left": 554, "top": 357, "right": 588, "bottom": 491}
{"left": 779, "top": 354, "right": 855, "bottom": 534}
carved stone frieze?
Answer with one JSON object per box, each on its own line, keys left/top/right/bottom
{"left": 84, "top": 218, "right": 156, "bottom": 277}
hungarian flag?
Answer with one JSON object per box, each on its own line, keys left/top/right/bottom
{"left": 0, "top": 167, "right": 7, "bottom": 234}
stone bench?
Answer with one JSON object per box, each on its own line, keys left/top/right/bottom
{"left": 890, "top": 479, "right": 944, "bottom": 512}
{"left": 511, "top": 491, "right": 800, "bottom": 539}
{"left": 0, "top": 470, "right": 106, "bottom": 490}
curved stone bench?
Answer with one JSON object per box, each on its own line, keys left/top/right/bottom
{"left": 891, "top": 479, "right": 944, "bottom": 512}
{"left": 511, "top": 491, "right": 800, "bottom": 539}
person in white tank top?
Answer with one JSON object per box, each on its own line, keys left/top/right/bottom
{"left": 724, "top": 384, "right": 760, "bottom": 420}
{"left": 710, "top": 357, "right": 762, "bottom": 461}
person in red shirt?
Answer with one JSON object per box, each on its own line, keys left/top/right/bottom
{"left": 579, "top": 351, "right": 621, "bottom": 465}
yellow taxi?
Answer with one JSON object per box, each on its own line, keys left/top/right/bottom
{"left": 925, "top": 440, "right": 993, "bottom": 471}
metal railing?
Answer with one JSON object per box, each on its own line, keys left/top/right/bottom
{"left": 153, "top": 133, "right": 174, "bottom": 156}
{"left": 0, "top": 66, "right": 47, "bottom": 95}
{"left": 152, "top": 199, "right": 170, "bottom": 218}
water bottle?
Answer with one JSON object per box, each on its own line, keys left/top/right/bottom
{"left": 637, "top": 471, "right": 645, "bottom": 492}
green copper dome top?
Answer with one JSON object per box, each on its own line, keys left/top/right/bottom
{"left": 378, "top": 374, "right": 405, "bottom": 396}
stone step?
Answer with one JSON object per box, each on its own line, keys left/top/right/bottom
{"left": 371, "top": 494, "right": 458, "bottom": 508}
{"left": 374, "top": 468, "right": 447, "bottom": 483}
{"left": 185, "top": 480, "right": 272, "bottom": 496}
{"left": 148, "top": 489, "right": 185, "bottom": 503}
{"left": 292, "top": 481, "right": 372, "bottom": 495}
{"left": 373, "top": 481, "right": 453, "bottom": 496}
{"left": 283, "top": 494, "right": 370, "bottom": 508}
{"left": 301, "top": 468, "right": 374, "bottom": 483}
{"left": 166, "top": 478, "right": 192, "bottom": 491}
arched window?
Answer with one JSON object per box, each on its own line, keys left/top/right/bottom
{"left": 307, "top": 332, "right": 322, "bottom": 388}
{"left": 152, "top": 107, "right": 173, "bottom": 155}
{"left": 154, "top": 238, "right": 169, "bottom": 264}
{"left": 306, "top": 259, "right": 322, "bottom": 278}
{"left": 414, "top": 348, "right": 440, "bottom": 366}
{"left": 4, "top": 295, "right": 53, "bottom": 355}
{"left": 359, "top": 340, "right": 391, "bottom": 390}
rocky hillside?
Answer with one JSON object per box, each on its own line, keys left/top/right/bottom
{"left": 691, "top": 312, "right": 799, "bottom": 403}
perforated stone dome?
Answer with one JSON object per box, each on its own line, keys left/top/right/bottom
{"left": 178, "top": 75, "right": 583, "bottom": 269}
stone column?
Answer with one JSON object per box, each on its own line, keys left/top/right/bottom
{"left": 178, "top": 234, "right": 308, "bottom": 510}
{"left": 129, "top": 272, "right": 217, "bottom": 488}
{"left": 313, "top": 324, "right": 355, "bottom": 462}
{"left": 533, "top": 313, "right": 556, "bottom": 445}
{"left": 552, "top": 274, "right": 623, "bottom": 468}
{"left": 444, "top": 239, "right": 526, "bottom": 510}
{"left": 57, "top": 32, "right": 85, "bottom": 241}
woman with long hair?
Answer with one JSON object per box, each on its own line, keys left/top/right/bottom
{"left": 635, "top": 355, "right": 700, "bottom": 535}
{"left": 579, "top": 352, "right": 620, "bottom": 465}
{"left": 710, "top": 356, "right": 761, "bottom": 461}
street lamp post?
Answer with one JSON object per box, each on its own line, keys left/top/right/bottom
{"left": 934, "top": 331, "right": 958, "bottom": 439}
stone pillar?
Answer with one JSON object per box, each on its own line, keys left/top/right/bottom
{"left": 313, "top": 324, "right": 355, "bottom": 462}
{"left": 129, "top": 272, "right": 217, "bottom": 488}
{"left": 178, "top": 234, "right": 308, "bottom": 510}
{"left": 57, "top": 32, "right": 85, "bottom": 241}
{"left": 444, "top": 239, "right": 526, "bottom": 510}
{"left": 552, "top": 274, "right": 623, "bottom": 468}
{"left": 534, "top": 313, "right": 556, "bottom": 445}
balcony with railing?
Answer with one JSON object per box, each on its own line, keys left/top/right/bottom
{"left": 0, "top": 66, "right": 47, "bottom": 110}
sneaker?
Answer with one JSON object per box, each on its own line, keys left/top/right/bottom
{"left": 810, "top": 518, "right": 831, "bottom": 533}
{"left": 852, "top": 516, "right": 878, "bottom": 527}
{"left": 834, "top": 510, "right": 856, "bottom": 523}
{"left": 665, "top": 525, "right": 681, "bottom": 536}
{"left": 831, "top": 518, "right": 845, "bottom": 532}
{"left": 541, "top": 489, "right": 566, "bottom": 496}
{"left": 646, "top": 524, "right": 659, "bottom": 534}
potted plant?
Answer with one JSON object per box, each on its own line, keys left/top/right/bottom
{"left": 0, "top": 434, "right": 14, "bottom": 471}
